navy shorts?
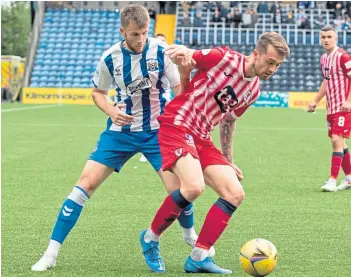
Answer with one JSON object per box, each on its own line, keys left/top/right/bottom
{"left": 89, "top": 130, "right": 162, "bottom": 172}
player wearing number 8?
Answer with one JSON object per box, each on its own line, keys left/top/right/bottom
{"left": 139, "top": 32, "right": 290, "bottom": 273}
{"left": 308, "top": 25, "right": 351, "bottom": 192}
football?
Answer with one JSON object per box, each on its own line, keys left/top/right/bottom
{"left": 239, "top": 239, "right": 278, "bottom": 276}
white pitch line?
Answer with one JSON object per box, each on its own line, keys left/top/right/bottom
{"left": 1, "top": 104, "right": 61, "bottom": 113}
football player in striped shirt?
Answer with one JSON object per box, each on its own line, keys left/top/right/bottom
{"left": 308, "top": 25, "right": 351, "bottom": 192}
{"left": 139, "top": 32, "right": 290, "bottom": 273}
{"left": 31, "top": 4, "right": 213, "bottom": 272}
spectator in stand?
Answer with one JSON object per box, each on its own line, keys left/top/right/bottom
{"left": 334, "top": 15, "right": 344, "bottom": 31}
{"left": 257, "top": 1, "right": 269, "bottom": 13}
{"left": 212, "top": 8, "right": 222, "bottom": 23}
{"left": 343, "top": 15, "right": 351, "bottom": 30}
{"left": 315, "top": 15, "right": 326, "bottom": 29}
{"left": 193, "top": 13, "right": 203, "bottom": 27}
{"left": 297, "top": 1, "right": 310, "bottom": 9}
{"left": 233, "top": 8, "right": 242, "bottom": 28}
{"left": 250, "top": 8, "right": 259, "bottom": 27}
{"left": 300, "top": 17, "right": 311, "bottom": 29}
{"left": 148, "top": 6, "right": 156, "bottom": 20}
{"left": 347, "top": 2, "right": 351, "bottom": 18}
{"left": 271, "top": 2, "right": 282, "bottom": 24}
{"left": 286, "top": 11, "right": 295, "bottom": 24}
{"left": 225, "top": 11, "right": 234, "bottom": 26}
{"left": 326, "top": 1, "right": 335, "bottom": 10}
{"left": 159, "top": 1, "right": 166, "bottom": 14}
{"left": 295, "top": 9, "right": 305, "bottom": 28}
{"left": 334, "top": 3, "right": 344, "bottom": 18}
{"left": 182, "top": 1, "right": 190, "bottom": 14}
{"left": 194, "top": 1, "right": 203, "bottom": 17}
{"left": 182, "top": 12, "right": 192, "bottom": 27}
{"left": 242, "top": 9, "right": 252, "bottom": 28}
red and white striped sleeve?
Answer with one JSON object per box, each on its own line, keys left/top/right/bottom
{"left": 192, "top": 48, "right": 225, "bottom": 70}
{"left": 340, "top": 52, "right": 351, "bottom": 79}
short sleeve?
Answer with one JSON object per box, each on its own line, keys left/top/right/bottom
{"left": 340, "top": 52, "right": 351, "bottom": 78}
{"left": 230, "top": 105, "right": 250, "bottom": 119}
{"left": 92, "top": 56, "right": 113, "bottom": 91}
{"left": 164, "top": 55, "right": 180, "bottom": 88}
{"left": 192, "top": 48, "right": 225, "bottom": 70}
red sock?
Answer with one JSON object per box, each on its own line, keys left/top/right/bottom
{"left": 195, "top": 199, "right": 236, "bottom": 250}
{"left": 330, "top": 152, "right": 343, "bottom": 179}
{"left": 342, "top": 148, "right": 351, "bottom": 175}
{"left": 150, "top": 190, "right": 189, "bottom": 236}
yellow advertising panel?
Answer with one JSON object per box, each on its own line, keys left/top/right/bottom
{"left": 22, "top": 88, "right": 116, "bottom": 105}
{"left": 288, "top": 92, "right": 326, "bottom": 109}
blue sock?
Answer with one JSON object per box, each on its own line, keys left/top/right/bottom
{"left": 51, "top": 186, "right": 89, "bottom": 244}
{"left": 178, "top": 203, "right": 194, "bottom": 229}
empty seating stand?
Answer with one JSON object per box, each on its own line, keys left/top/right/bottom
{"left": 30, "top": 8, "right": 155, "bottom": 88}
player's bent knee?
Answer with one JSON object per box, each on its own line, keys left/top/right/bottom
{"left": 221, "top": 186, "right": 245, "bottom": 207}
{"left": 181, "top": 182, "right": 205, "bottom": 201}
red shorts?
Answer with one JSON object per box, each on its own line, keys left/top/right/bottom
{"left": 158, "top": 123, "right": 232, "bottom": 171}
{"left": 327, "top": 112, "right": 351, "bottom": 138}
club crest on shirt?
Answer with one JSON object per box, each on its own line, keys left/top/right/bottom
{"left": 243, "top": 89, "right": 253, "bottom": 104}
{"left": 185, "top": 134, "right": 194, "bottom": 146}
{"left": 147, "top": 58, "right": 159, "bottom": 72}
{"left": 126, "top": 77, "right": 152, "bottom": 96}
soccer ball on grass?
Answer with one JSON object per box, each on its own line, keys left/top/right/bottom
{"left": 239, "top": 238, "right": 278, "bottom": 276}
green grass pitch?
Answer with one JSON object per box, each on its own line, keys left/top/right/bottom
{"left": 2, "top": 103, "right": 351, "bottom": 277}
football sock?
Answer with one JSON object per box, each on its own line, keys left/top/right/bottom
{"left": 330, "top": 152, "right": 343, "bottom": 179}
{"left": 194, "top": 198, "right": 237, "bottom": 260}
{"left": 342, "top": 148, "right": 351, "bottom": 177}
{"left": 49, "top": 186, "right": 89, "bottom": 255}
{"left": 178, "top": 203, "right": 196, "bottom": 238}
{"left": 150, "top": 189, "right": 190, "bottom": 236}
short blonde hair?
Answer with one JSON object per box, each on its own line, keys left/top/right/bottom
{"left": 256, "top": 32, "right": 290, "bottom": 58}
{"left": 120, "top": 4, "right": 150, "bottom": 28}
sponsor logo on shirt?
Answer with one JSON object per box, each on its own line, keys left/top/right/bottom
{"left": 126, "top": 77, "right": 152, "bottom": 96}
{"left": 114, "top": 66, "right": 122, "bottom": 76}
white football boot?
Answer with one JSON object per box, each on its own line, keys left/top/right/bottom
{"left": 336, "top": 180, "right": 351, "bottom": 191}
{"left": 321, "top": 179, "right": 337, "bottom": 192}
{"left": 184, "top": 235, "right": 216, "bottom": 257}
{"left": 31, "top": 253, "right": 56, "bottom": 271}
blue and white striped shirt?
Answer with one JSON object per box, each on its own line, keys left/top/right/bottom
{"left": 93, "top": 38, "right": 180, "bottom": 132}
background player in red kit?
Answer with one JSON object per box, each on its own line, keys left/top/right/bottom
{"left": 139, "top": 32, "right": 290, "bottom": 274}
{"left": 308, "top": 25, "right": 351, "bottom": 192}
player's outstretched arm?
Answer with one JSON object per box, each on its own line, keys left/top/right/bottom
{"left": 92, "top": 88, "right": 134, "bottom": 126}
{"left": 164, "top": 44, "right": 196, "bottom": 65}
{"left": 308, "top": 80, "right": 326, "bottom": 112}
{"left": 219, "top": 114, "right": 244, "bottom": 180}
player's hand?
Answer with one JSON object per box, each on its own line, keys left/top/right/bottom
{"left": 109, "top": 103, "right": 134, "bottom": 126}
{"left": 164, "top": 45, "right": 190, "bottom": 63}
{"left": 341, "top": 101, "right": 351, "bottom": 112}
{"left": 178, "top": 55, "right": 196, "bottom": 78}
{"left": 232, "top": 164, "right": 244, "bottom": 181}
{"left": 307, "top": 101, "right": 317, "bottom": 112}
